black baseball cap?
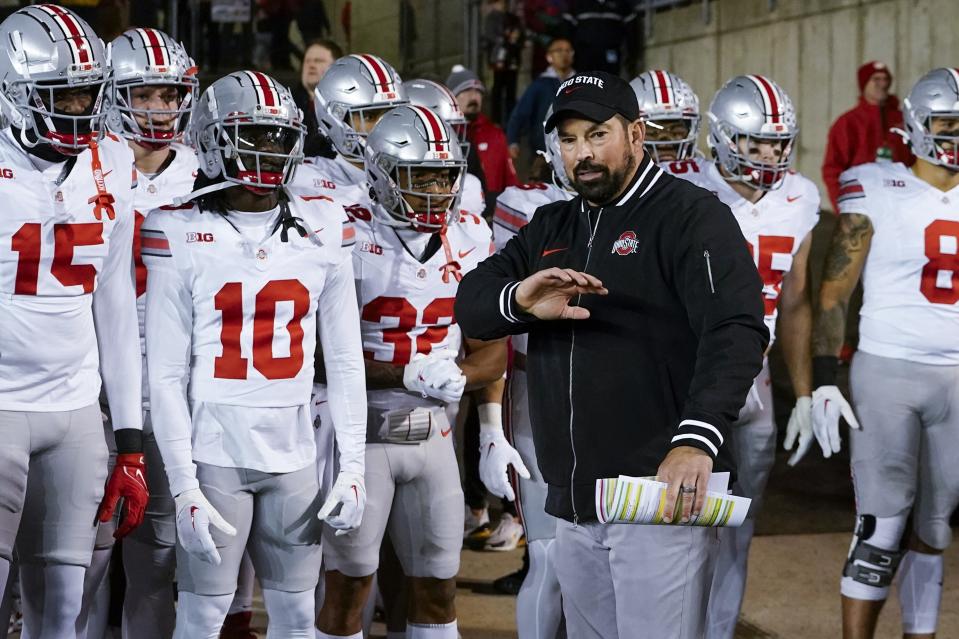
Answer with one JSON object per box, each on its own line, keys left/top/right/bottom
{"left": 545, "top": 71, "right": 640, "bottom": 132}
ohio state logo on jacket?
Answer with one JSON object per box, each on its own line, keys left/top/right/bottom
{"left": 612, "top": 230, "right": 639, "bottom": 255}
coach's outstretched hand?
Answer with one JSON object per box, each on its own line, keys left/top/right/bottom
{"left": 174, "top": 488, "right": 237, "bottom": 565}
{"left": 515, "top": 267, "right": 608, "bottom": 321}
{"left": 656, "top": 446, "right": 713, "bottom": 524}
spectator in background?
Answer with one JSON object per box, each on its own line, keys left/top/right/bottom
{"left": 523, "top": 0, "right": 569, "bottom": 79}
{"left": 822, "top": 60, "right": 914, "bottom": 211}
{"left": 447, "top": 64, "right": 519, "bottom": 220}
{"left": 483, "top": 0, "right": 524, "bottom": 125}
{"left": 562, "top": 0, "right": 636, "bottom": 75}
{"left": 507, "top": 36, "right": 573, "bottom": 166}
{"left": 292, "top": 39, "right": 342, "bottom": 158}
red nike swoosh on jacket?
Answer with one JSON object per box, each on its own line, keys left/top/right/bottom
{"left": 542, "top": 247, "right": 567, "bottom": 256}
{"left": 458, "top": 247, "right": 476, "bottom": 258}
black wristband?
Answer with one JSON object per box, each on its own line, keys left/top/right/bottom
{"left": 812, "top": 356, "right": 839, "bottom": 388}
{"left": 114, "top": 428, "right": 144, "bottom": 455}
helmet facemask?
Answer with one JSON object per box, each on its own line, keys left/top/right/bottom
{"left": 114, "top": 79, "right": 197, "bottom": 150}
{"left": 326, "top": 102, "right": 393, "bottom": 162}
{"left": 369, "top": 153, "right": 464, "bottom": 233}
{"left": 711, "top": 117, "right": 796, "bottom": 191}
{"left": 908, "top": 108, "right": 959, "bottom": 171}
{"left": 11, "top": 71, "right": 108, "bottom": 155}
{"left": 212, "top": 122, "right": 304, "bottom": 194}
{"left": 642, "top": 115, "right": 700, "bottom": 163}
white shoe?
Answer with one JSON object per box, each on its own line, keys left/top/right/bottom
{"left": 484, "top": 513, "right": 525, "bottom": 552}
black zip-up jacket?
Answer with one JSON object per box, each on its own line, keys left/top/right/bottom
{"left": 454, "top": 155, "right": 769, "bottom": 523}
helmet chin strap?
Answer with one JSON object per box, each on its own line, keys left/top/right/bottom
{"left": 15, "top": 126, "right": 71, "bottom": 162}
{"left": 173, "top": 179, "right": 233, "bottom": 206}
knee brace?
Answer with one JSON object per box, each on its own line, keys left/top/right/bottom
{"left": 840, "top": 514, "right": 907, "bottom": 600}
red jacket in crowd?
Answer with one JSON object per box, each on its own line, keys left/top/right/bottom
{"left": 821, "top": 94, "right": 914, "bottom": 212}
{"left": 468, "top": 113, "right": 519, "bottom": 194}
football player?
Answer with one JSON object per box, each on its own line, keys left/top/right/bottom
{"left": 105, "top": 27, "right": 200, "bottom": 639}
{"left": 300, "top": 53, "right": 408, "bottom": 190}
{"left": 0, "top": 5, "right": 145, "bottom": 635}
{"left": 142, "top": 71, "right": 367, "bottom": 638}
{"left": 316, "top": 105, "right": 510, "bottom": 639}
{"left": 406, "top": 78, "right": 485, "bottom": 217}
{"left": 487, "top": 106, "right": 572, "bottom": 639}
{"left": 808, "top": 67, "right": 959, "bottom": 639}
{"left": 659, "top": 75, "right": 820, "bottom": 639}
{"left": 629, "top": 69, "right": 701, "bottom": 163}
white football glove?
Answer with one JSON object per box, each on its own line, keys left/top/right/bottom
{"left": 174, "top": 488, "right": 237, "bottom": 566}
{"left": 479, "top": 427, "right": 531, "bottom": 502}
{"left": 403, "top": 351, "right": 466, "bottom": 404}
{"left": 318, "top": 471, "right": 366, "bottom": 536}
{"left": 811, "top": 385, "right": 860, "bottom": 458}
{"left": 783, "top": 396, "right": 813, "bottom": 466}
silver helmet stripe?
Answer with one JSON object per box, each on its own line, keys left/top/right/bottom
{"left": 135, "top": 28, "right": 169, "bottom": 67}
{"left": 244, "top": 70, "right": 279, "bottom": 108}
{"left": 409, "top": 104, "right": 449, "bottom": 153}
{"left": 948, "top": 68, "right": 959, "bottom": 96}
{"left": 747, "top": 74, "right": 783, "bottom": 124}
{"left": 651, "top": 69, "right": 674, "bottom": 106}
{"left": 35, "top": 4, "right": 90, "bottom": 65}
{"left": 354, "top": 53, "right": 395, "bottom": 94}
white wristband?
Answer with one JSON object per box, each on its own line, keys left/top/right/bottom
{"left": 478, "top": 402, "right": 503, "bottom": 434}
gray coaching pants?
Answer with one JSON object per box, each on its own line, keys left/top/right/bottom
{"left": 555, "top": 519, "right": 718, "bottom": 639}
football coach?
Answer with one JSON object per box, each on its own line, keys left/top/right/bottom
{"left": 454, "top": 71, "right": 769, "bottom": 638}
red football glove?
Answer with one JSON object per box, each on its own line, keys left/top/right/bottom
{"left": 97, "top": 453, "right": 149, "bottom": 539}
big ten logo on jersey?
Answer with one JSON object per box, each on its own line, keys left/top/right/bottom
{"left": 746, "top": 235, "right": 795, "bottom": 315}
{"left": 883, "top": 178, "right": 906, "bottom": 188}
{"left": 313, "top": 178, "right": 337, "bottom": 191}
{"left": 361, "top": 297, "right": 456, "bottom": 365}
{"left": 344, "top": 203, "right": 372, "bottom": 222}
{"left": 0, "top": 167, "right": 14, "bottom": 179}
{"left": 360, "top": 240, "right": 383, "bottom": 255}
{"left": 186, "top": 232, "right": 215, "bottom": 243}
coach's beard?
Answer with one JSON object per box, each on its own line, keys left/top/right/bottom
{"left": 571, "top": 150, "right": 636, "bottom": 205}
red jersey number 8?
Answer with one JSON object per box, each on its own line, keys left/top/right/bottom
{"left": 921, "top": 219, "right": 959, "bottom": 305}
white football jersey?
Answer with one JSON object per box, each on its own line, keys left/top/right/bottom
{"left": 461, "top": 172, "right": 484, "bottom": 218}
{"left": 143, "top": 196, "right": 351, "bottom": 406}
{"left": 350, "top": 196, "right": 493, "bottom": 436}
{"left": 143, "top": 192, "right": 365, "bottom": 491}
{"left": 492, "top": 181, "right": 573, "bottom": 355}
{"left": 0, "top": 129, "right": 142, "bottom": 430}
{"left": 838, "top": 162, "right": 959, "bottom": 364}
{"left": 133, "top": 144, "right": 198, "bottom": 409}
{"left": 295, "top": 154, "right": 366, "bottom": 188}
{"left": 663, "top": 158, "right": 820, "bottom": 343}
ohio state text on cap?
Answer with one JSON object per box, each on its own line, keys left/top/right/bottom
{"left": 545, "top": 71, "right": 640, "bottom": 132}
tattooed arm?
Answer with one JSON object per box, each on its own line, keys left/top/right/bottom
{"left": 811, "top": 213, "right": 873, "bottom": 359}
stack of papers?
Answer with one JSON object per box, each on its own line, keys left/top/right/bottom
{"left": 595, "top": 472, "right": 750, "bottom": 528}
